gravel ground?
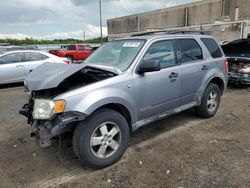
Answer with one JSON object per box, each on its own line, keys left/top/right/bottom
{"left": 0, "top": 85, "right": 249, "bottom": 188}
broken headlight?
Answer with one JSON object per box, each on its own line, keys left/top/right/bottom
{"left": 239, "top": 67, "right": 250, "bottom": 74}
{"left": 33, "top": 99, "right": 65, "bottom": 120}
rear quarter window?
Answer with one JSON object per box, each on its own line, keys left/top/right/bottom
{"left": 175, "top": 39, "right": 203, "bottom": 63}
{"left": 201, "top": 38, "right": 223, "bottom": 58}
{"left": 68, "top": 45, "right": 76, "bottom": 50}
{"left": 24, "top": 52, "right": 48, "bottom": 62}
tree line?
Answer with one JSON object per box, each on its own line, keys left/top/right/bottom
{"left": 0, "top": 37, "right": 108, "bottom": 45}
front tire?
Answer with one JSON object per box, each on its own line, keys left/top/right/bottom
{"left": 73, "top": 109, "right": 129, "bottom": 169}
{"left": 196, "top": 83, "right": 221, "bottom": 118}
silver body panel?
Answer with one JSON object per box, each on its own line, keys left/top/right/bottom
{"left": 39, "top": 34, "right": 227, "bottom": 131}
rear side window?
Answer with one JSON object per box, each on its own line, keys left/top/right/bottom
{"left": 201, "top": 38, "right": 222, "bottom": 58}
{"left": 24, "top": 52, "right": 48, "bottom": 62}
{"left": 175, "top": 39, "right": 203, "bottom": 63}
{"left": 85, "top": 46, "right": 93, "bottom": 51}
{"left": 78, "top": 46, "right": 85, "bottom": 51}
{"left": 68, "top": 45, "right": 76, "bottom": 50}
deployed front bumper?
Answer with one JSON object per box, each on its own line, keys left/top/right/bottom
{"left": 19, "top": 104, "right": 86, "bottom": 148}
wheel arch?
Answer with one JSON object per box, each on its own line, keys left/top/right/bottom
{"left": 207, "top": 76, "right": 225, "bottom": 95}
{"left": 196, "top": 73, "right": 226, "bottom": 105}
{"left": 90, "top": 103, "right": 133, "bottom": 132}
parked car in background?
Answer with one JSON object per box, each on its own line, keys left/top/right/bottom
{"left": 221, "top": 39, "right": 250, "bottom": 85}
{"left": 20, "top": 34, "right": 227, "bottom": 169}
{"left": 0, "top": 50, "right": 69, "bottom": 84}
{"left": 0, "top": 45, "right": 37, "bottom": 54}
{"left": 49, "top": 44, "right": 95, "bottom": 63}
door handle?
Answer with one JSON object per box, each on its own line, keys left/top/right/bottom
{"left": 169, "top": 72, "right": 179, "bottom": 79}
{"left": 201, "top": 65, "right": 208, "bottom": 71}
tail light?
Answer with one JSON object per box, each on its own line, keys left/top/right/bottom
{"left": 63, "top": 59, "right": 70, "bottom": 64}
{"left": 224, "top": 60, "right": 228, "bottom": 74}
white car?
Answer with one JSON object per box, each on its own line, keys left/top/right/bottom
{"left": 0, "top": 50, "right": 70, "bottom": 84}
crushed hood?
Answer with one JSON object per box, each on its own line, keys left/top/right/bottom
{"left": 25, "top": 63, "right": 120, "bottom": 91}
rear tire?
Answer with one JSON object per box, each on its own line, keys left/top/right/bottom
{"left": 66, "top": 56, "right": 73, "bottom": 63}
{"left": 196, "top": 83, "right": 221, "bottom": 118}
{"left": 73, "top": 109, "right": 129, "bottom": 169}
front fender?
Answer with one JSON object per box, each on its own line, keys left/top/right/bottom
{"left": 64, "top": 88, "right": 137, "bottom": 124}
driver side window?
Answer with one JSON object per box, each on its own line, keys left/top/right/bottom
{"left": 142, "top": 40, "right": 177, "bottom": 69}
{"left": 0, "top": 53, "right": 22, "bottom": 65}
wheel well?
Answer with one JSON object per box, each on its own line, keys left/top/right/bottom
{"left": 209, "top": 77, "right": 224, "bottom": 95}
{"left": 65, "top": 55, "right": 73, "bottom": 59}
{"left": 93, "top": 103, "right": 132, "bottom": 132}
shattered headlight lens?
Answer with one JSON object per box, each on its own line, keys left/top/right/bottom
{"left": 33, "top": 99, "right": 55, "bottom": 120}
{"left": 33, "top": 99, "right": 65, "bottom": 120}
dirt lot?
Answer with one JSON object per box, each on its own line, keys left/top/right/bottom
{"left": 0, "top": 85, "right": 249, "bottom": 188}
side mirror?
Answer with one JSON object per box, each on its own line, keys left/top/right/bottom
{"left": 137, "top": 59, "right": 161, "bottom": 74}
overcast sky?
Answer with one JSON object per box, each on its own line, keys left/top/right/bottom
{"left": 0, "top": 0, "right": 196, "bottom": 40}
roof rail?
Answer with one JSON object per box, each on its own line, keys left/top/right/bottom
{"left": 131, "top": 30, "right": 206, "bottom": 37}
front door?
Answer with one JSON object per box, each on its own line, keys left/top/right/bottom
{"left": 134, "top": 40, "right": 181, "bottom": 120}
{"left": 0, "top": 52, "right": 25, "bottom": 84}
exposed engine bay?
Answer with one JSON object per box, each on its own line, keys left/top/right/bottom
{"left": 20, "top": 64, "right": 118, "bottom": 147}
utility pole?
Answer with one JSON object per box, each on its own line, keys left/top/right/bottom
{"left": 83, "top": 31, "right": 86, "bottom": 41}
{"left": 99, "top": 0, "right": 103, "bottom": 43}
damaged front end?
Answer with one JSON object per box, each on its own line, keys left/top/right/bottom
{"left": 20, "top": 100, "right": 86, "bottom": 147}
{"left": 228, "top": 58, "right": 250, "bottom": 85}
{"left": 19, "top": 63, "right": 118, "bottom": 147}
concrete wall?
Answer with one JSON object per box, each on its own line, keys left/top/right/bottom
{"left": 223, "top": 0, "right": 250, "bottom": 19}
{"left": 107, "top": 5, "right": 187, "bottom": 35}
{"left": 107, "top": 0, "right": 250, "bottom": 36}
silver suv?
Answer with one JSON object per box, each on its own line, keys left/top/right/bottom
{"left": 20, "top": 34, "right": 228, "bottom": 168}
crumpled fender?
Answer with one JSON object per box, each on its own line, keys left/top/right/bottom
{"left": 60, "top": 88, "right": 137, "bottom": 124}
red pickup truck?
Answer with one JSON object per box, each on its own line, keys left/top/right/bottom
{"left": 49, "top": 44, "right": 95, "bottom": 63}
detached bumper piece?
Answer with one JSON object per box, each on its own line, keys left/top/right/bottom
{"left": 26, "top": 111, "right": 86, "bottom": 148}
{"left": 19, "top": 103, "right": 34, "bottom": 124}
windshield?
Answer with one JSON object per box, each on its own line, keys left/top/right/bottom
{"left": 84, "top": 39, "right": 145, "bottom": 72}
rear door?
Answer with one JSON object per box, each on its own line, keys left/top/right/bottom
{"left": 200, "top": 38, "right": 224, "bottom": 73}
{"left": 23, "top": 52, "right": 49, "bottom": 76}
{"left": 174, "top": 38, "right": 207, "bottom": 105}
{"left": 78, "top": 45, "right": 93, "bottom": 60}
{"left": 77, "top": 45, "right": 87, "bottom": 60}
{"left": 84, "top": 45, "right": 94, "bottom": 59}
{"left": 0, "top": 52, "right": 24, "bottom": 84}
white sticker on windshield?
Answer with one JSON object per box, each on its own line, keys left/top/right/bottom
{"left": 123, "top": 42, "right": 141, "bottom": 48}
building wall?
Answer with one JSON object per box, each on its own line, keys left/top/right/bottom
{"left": 223, "top": 0, "right": 250, "bottom": 19}
{"left": 107, "top": 0, "right": 250, "bottom": 36}
{"left": 188, "top": 0, "right": 221, "bottom": 25}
